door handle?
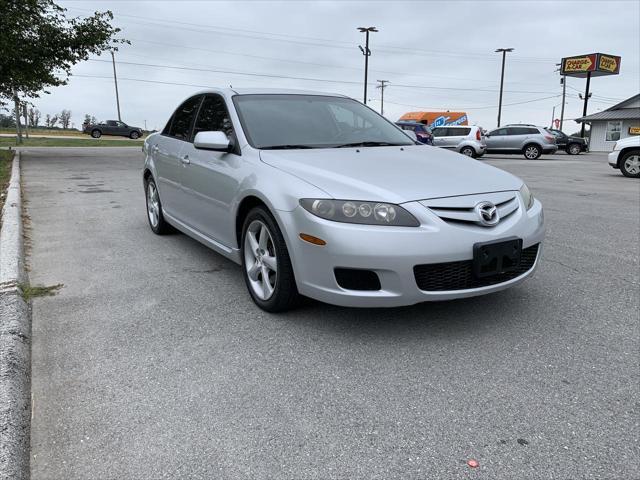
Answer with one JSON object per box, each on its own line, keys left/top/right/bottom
{"left": 181, "top": 155, "right": 190, "bottom": 165}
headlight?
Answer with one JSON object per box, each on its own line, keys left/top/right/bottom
{"left": 613, "top": 142, "right": 619, "bottom": 151}
{"left": 299, "top": 199, "right": 419, "bottom": 226}
{"left": 519, "top": 184, "right": 534, "bottom": 210}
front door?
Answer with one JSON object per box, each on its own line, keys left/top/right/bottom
{"left": 485, "top": 128, "right": 509, "bottom": 151}
{"left": 179, "top": 94, "right": 240, "bottom": 248}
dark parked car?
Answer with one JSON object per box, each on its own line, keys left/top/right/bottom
{"left": 395, "top": 121, "right": 433, "bottom": 145}
{"left": 546, "top": 129, "right": 588, "bottom": 154}
{"left": 83, "top": 120, "right": 143, "bottom": 139}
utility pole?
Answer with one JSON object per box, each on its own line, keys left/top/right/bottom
{"left": 23, "top": 103, "right": 29, "bottom": 139}
{"left": 358, "top": 27, "right": 378, "bottom": 105}
{"left": 580, "top": 71, "right": 591, "bottom": 138}
{"left": 495, "top": 48, "right": 514, "bottom": 127}
{"left": 110, "top": 50, "right": 122, "bottom": 121}
{"left": 556, "top": 63, "right": 567, "bottom": 131}
{"left": 550, "top": 105, "right": 556, "bottom": 129}
{"left": 376, "top": 80, "right": 389, "bottom": 115}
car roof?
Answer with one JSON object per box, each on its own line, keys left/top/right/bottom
{"left": 190, "top": 87, "right": 348, "bottom": 97}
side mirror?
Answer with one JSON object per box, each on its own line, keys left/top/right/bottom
{"left": 194, "top": 131, "right": 231, "bottom": 152}
{"left": 403, "top": 130, "right": 418, "bottom": 142}
{"left": 485, "top": 133, "right": 491, "bottom": 137}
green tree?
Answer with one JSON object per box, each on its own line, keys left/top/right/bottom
{"left": 0, "top": 0, "right": 127, "bottom": 142}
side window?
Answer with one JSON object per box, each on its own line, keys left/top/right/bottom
{"left": 524, "top": 127, "right": 540, "bottom": 135}
{"left": 162, "top": 114, "right": 174, "bottom": 135}
{"left": 431, "top": 127, "right": 446, "bottom": 137}
{"left": 506, "top": 127, "right": 526, "bottom": 135}
{"left": 168, "top": 95, "right": 202, "bottom": 141}
{"left": 192, "top": 95, "right": 233, "bottom": 140}
{"left": 606, "top": 121, "right": 621, "bottom": 141}
{"left": 106, "top": 120, "right": 117, "bottom": 127}
{"left": 450, "top": 128, "right": 471, "bottom": 136}
{"left": 491, "top": 128, "right": 507, "bottom": 136}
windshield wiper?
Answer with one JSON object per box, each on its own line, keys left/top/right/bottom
{"left": 260, "top": 144, "right": 315, "bottom": 150}
{"left": 333, "top": 141, "right": 406, "bottom": 148}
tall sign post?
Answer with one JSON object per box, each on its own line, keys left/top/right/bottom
{"left": 561, "top": 53, "right": 621, "bottom": 137}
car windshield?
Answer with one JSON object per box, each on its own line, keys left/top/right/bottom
{"left": 233, "top": 94, "right": 414, "bottom": 149}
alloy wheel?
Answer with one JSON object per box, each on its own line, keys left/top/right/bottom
{"left": 244, "top": 220, "right": 278, "bottom": 300}
{"left": 623, "top": 154, "right": 640, "bottom": 175}
{"left": 525, "top": 146, "right": 540, "bottom": 159}
{"left": 569, "top": 144, "right": 581, "bottom": 155}
{"left": 147, "top": 182, "right": 160, "bottom": 228}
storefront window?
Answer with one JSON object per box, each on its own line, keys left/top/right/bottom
{"left": 606, "top": 121, "right": 622, "bottom": 141}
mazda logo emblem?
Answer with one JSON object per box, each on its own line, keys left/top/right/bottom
{"left": 474, "top": 201, "right": 500, "bottom": 226}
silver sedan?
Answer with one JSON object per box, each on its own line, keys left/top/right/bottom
{"left": 143, "top": 89, "right": 545, "bottom": 311}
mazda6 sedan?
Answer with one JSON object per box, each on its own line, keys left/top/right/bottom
{"left": 143, "top": 88, "right": 545, "bottom": 312}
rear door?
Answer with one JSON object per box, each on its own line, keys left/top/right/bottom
{"left": 104, "top": 120, "right": 119, "bottom": 135}
{"left": 507, "top": 127, "right": 539, "bottom": 149}
{"left": 448, "top": 127, "right": 471, "bottom": 150}
{"left": 153, "top": 95, "right": 203, "bottom": 219}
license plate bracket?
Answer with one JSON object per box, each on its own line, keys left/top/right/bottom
{"left": 473, "top": 237, "right": 522, "bottom": 278}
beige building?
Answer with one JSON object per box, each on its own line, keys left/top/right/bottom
{"left": 576, "top": 94, "right": 640, "bottom": 152}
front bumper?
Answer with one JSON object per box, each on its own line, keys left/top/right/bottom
{"left": 278, "top": 196, "right": 545, "bottom": 307}
{"left": 608, "top": 150, "right": 620, "bottom": 168}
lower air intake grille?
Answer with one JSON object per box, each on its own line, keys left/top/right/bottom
{"left": 334, "top": 268, "right": 381, "bottom": 291}
{"left": 413, "top": 244, "right": 539, "bottom": 292}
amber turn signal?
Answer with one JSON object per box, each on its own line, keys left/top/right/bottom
{"left": 299, "top": 233, "right": 326, "bottom": 246}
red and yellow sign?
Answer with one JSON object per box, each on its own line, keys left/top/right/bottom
{"left": 599, "top": 55, "right": 619, "bottom": 73}
{"left": 563, "top": 54, "right": 596, "bottom": 73}
{"left": 561, "top": 53, "right": 621, "bottom": 78}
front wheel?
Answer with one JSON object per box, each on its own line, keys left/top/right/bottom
{"left": 523, "top": 144, "right": 542, "bottom": 160}
{"left": 567, "top": 143, "right": 582, "bottom": 155}
{"left": 91, "top": 129, "right": 101, "bottom": 138}
{"left": 460, "top": 146, "right": 476, "bottom": 158}
{"left": 241, "top": 206, "right": 300, "bottom": 312}
{"left": 620, "top": 150, "right": 640, "bottom": 178}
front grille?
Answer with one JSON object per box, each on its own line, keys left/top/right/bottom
{"left": 413, "top": 244, "right": 539, "bottom": 292}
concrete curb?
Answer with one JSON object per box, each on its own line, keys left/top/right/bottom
{"left": 0, "top": 151, "right": 31, "bottom": 480}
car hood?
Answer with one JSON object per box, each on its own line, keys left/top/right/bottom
{"left": 260, "top": 145, "right": 522, "bottom": 203}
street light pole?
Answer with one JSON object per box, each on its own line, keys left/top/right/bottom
{"left": 110, "top": 50, "right": 122, "bottom": 121}
{"left": 580, "top": 71, "right": 591, "bottom": 138}
{"left": 358, "top": 27, "right": 378, "bottom": 105}
{"left": 556, "top": 63, "right": 567, "bottom": 131}
{"left": 376, "top": 80, "right": 389, "bottom": 115}
{"left": 495, "top": 48, "right": 514, "bottom": 127}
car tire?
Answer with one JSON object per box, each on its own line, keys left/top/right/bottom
{"left": 91, "top": 129, "right": 101, "bottom": 138}
{"left": 241, "top": 206, "right": 300, "bottom": 312}
{"left": 567, "top": 143, "right": 581, "bottom": 155}
{"left": 523, "top": 144, "right": 542, "bottom": 160}
{"left": 130, "top": 131, "right": 140, "bottom": 140}
{"left": 619, "top": 150, "right": 640, "bottom": 178}
{"left": 460, "top": 146, "right": 476, "bottom": 158}
{"left": 144, "top": 176, "right": 172, "bottom": 234}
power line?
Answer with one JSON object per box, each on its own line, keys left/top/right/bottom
{"left": 67, "top": 6, "right": 557, "bottom": 64}
{"left": 86, "top": 58, "right": 559, "bottom": 95}
{"left": 385, "top": 94, "right": 562, "bottom": 111}
{"left": 66, "top": 73, "right": 563, "bottom": 112}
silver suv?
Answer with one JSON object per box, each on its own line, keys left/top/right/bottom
{"left": 485, "top": 125, "right": 558, "bottom": 159}
{"left": 431, "top": 125, "right": 486, "bottom": 158}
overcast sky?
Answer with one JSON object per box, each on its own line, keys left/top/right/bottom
{"left": 30, "top": 0, "right": 640, "bottom": 132}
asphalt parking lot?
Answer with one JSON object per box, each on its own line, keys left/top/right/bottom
{"left": 23, "top": 147, "right": 639, "bottom": 479}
